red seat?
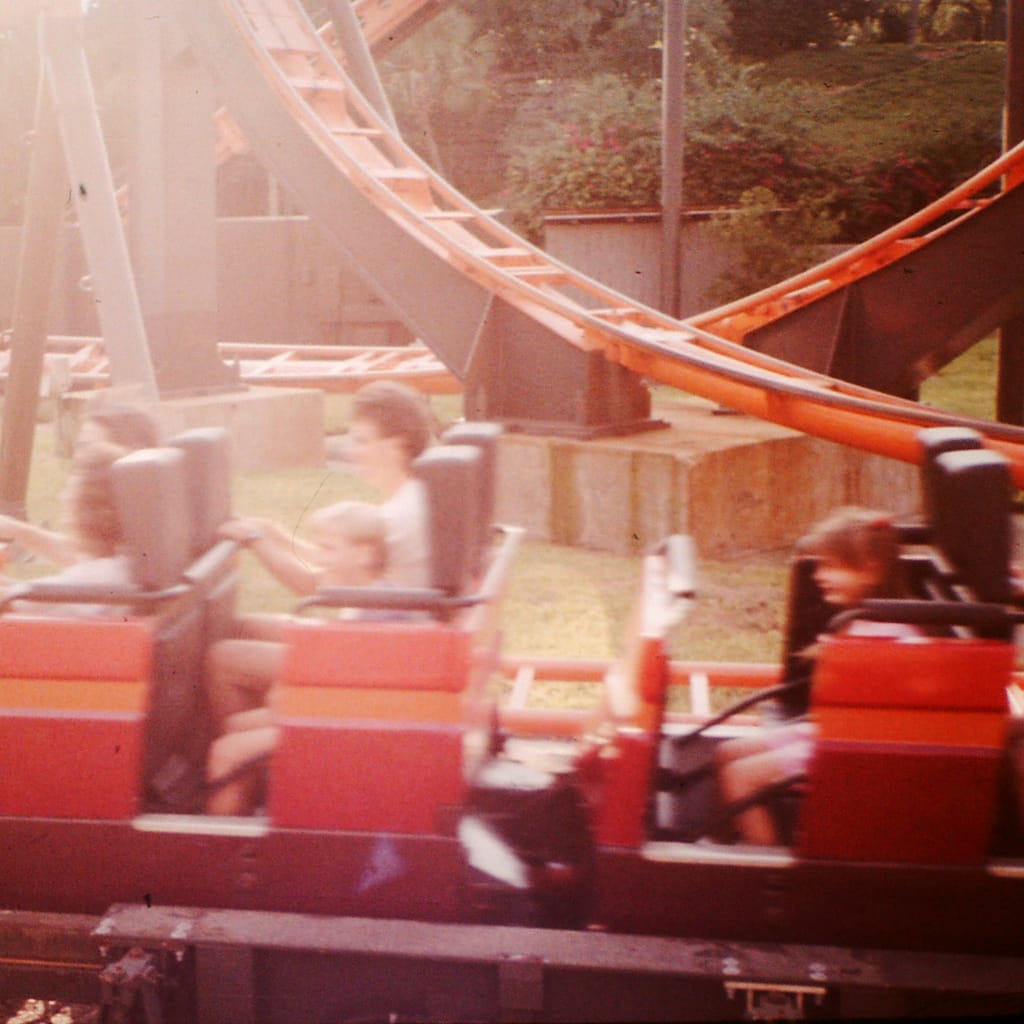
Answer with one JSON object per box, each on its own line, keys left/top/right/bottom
{"left": 269, "top": 619, "right": 471, "bottom": 834}
{"left": 797, "top": 635, "right": 1011, "bottom": 864}
{"left": 0, "top": 618, "right": 151, "bottom": 819}
{"left": 268, "top": 440, "right": 521, "bottom": 835}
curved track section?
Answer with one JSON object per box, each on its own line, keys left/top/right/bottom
{"left": 176, "top": 0, "right": 1024, "bottom": 483}
{"left": 691, "top": 155, "right": 1024, "bottom": 396}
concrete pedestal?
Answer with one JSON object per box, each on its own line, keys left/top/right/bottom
{"left": 495, "top": 395, "right": 921, "bottom": 557}
{"left": 59, "top": 386, "right": 325, "bottom": 470}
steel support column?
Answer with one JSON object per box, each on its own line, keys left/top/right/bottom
{"left": 660, "top": 0, "right": 686, "bottom": 319}
{"left": 326, "top": 0, "right": 398, "bottom": 130}
{"left": 130, "top": 3, "right": 233, "bottom": 395}
{"left": 44, "top": 8, "right": 158, "bottom": 398}
{"left": 0, "top": 17, "right": 69, "bottom": 517}
{"left": 997, "top": 0, "right": 1024, "bottom": 423}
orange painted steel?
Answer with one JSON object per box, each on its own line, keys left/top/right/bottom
{"left": 687, "top": 150, "right": 1021, "bottom": 344}
{"left": 180, "top": 0, "right": 1024, "bottom": 484}
{"left": 13, "top": 336, "right": 460, "bottom": 395}
{"left": 218, "top": 341, "right": 459, "bottom": 393}
{"left": 500, "top": 656, "right": 779, "bottom": 689}
{"left": 213, "top": 0, "right": 446, "bottom": 164}
{"left": 495, "top": 657, "right": 779, "bottom": 738}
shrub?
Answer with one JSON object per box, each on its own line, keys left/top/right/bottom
{"left": 503, "top": 75, "right": 662, "bottom": 237}
{"left": 706, "top": 186, "right": 842, "bottom": 304}
{"left": 725, "top": 0, "right": 840, "bottom": 56}
{"left": 872, "top": 1, "right": 998, "bottom": 43}
{"left": 827, "top": 123, "right": 1000, "bottom": 238}
{"left": 685, "top": 62, "right": 841, "bottom": 206}
{"left": 500, "top": 37, "right": 1003, "bottom": 244}
{"left": 381, "top": 7, "right": 499, "bottom": 177}
{"left": 458, "top": 0, "right": 603, "bottom": 73}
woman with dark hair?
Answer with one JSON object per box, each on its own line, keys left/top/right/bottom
{"left": 3, "top": 440, "right": 134, "bottom": 616}
{"left": 0, "top": 402, "right": 160, "bottom": 568}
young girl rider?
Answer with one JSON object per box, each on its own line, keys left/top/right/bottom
{"left": 715, "top": 506, "right": 918, "bottom": 845}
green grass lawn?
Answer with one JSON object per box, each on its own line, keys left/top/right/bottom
{"left": 919, "top": 333, "right": 998, "bottom": 420}
{"left": 6, "top": 330, "right": 998, "bottom": 696}
{"left": 12, "top": 403, "right": 787, "bottom": 674}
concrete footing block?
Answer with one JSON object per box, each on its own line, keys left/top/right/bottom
{"left": 60, "top": 386, "right": 325, "bottom": 470}
{"left": 495, "top": 400, "right": 920, "bottom": 557}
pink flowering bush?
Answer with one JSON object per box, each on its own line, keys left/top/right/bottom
{"left": 504, "top": 75, "right": 662, "bottom": 238}
{"left": 501, "top": 40, "right": 1001, "bottom": 244}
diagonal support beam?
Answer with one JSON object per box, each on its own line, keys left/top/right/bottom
{"left": 0, "top": 30, "right": 66, "bottom": 517}
{"left": 43, "top": 8, "right": 158, "bottom": 398}
{"left": 1, "top": 4, "right": 158, "bottom": 517}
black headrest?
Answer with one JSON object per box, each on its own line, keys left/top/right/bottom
{"left": 112, "top": 447, "right": 192, "bottom": 591}
{"left": 168, "top": 428, "right": 232, "bottom": 555}
{"left": 413, "top": 444, "right": 482, "bottom": 596}
{"left": 930, "top": 447, "right": 1011, "bottom": 603}
{"left": 441, "top": 421, "right": 502, "bottom": 573}
{"left": 918, "top": 426, "right": 983, "bottom": 521}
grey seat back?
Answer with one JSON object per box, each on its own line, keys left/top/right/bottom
{"left": 441, "top": 421, "right": 502, "bottom": 576}
{"left": 929, "top": 447, "right": 1012, "bottom": 604}
{"left": 168, "top": 427, "right": 232, "bottom": 556}
{"left": 918, "top": 426, "right": 983, "bottom": 524}
{"left": 112, "top": 447, "right": 191, "bottom": 591}
{"left": 413, "top": 444, "right": 482, "bottom": 597}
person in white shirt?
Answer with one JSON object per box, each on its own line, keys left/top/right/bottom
{"left": 220, "top": 380, "right": 435, "bottom": 595}
{"left": 203, "top": 382, "right": 437, "bottom": 813}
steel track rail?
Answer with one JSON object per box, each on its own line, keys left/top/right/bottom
{"left": 689, "top": 139, "right": 1024, "bottom": 341}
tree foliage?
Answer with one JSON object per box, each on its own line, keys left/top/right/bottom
{"left": 457, "top": 0, "right": 662, "bottom": 77}
{"left": 705, "top": 186, "right": 841, "bottom": 303}
{"left": 724, "top": 0, "right": 840, "bottom": 57}
{"left": 380, "top": 7, "right": 499, "bottom": 175}
{"left": 504, "top": 74, "right": 661, "bottom": 237}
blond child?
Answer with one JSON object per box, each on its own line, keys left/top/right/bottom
{"left": 205, "top": 501, "right": 394, "bottom": 815}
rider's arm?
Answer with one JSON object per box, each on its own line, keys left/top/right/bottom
{"left": 0, "top": 514, "right": 79, "bottom": 568}
{"left": 220, "top": 517, "right": 322, "bottom": 596}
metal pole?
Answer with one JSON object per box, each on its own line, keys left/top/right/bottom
{"left": 0, "top": 16, "right": 67, "bottom": 517}
{"left": 44, "top": 7, "right": 158, "bottom": 397}
{"left": 660, "top": 0, "right": 686, "bottom": 319}
{"left": 997, "top": 0, "right": 1024, "bottom": 424}
{"left": 1006, "top": 0, "right": 1024, "bottom": 147}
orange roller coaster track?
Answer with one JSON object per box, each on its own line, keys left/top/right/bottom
{"left": 175, "top": 0, "right": 1024, "bottom": 482}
